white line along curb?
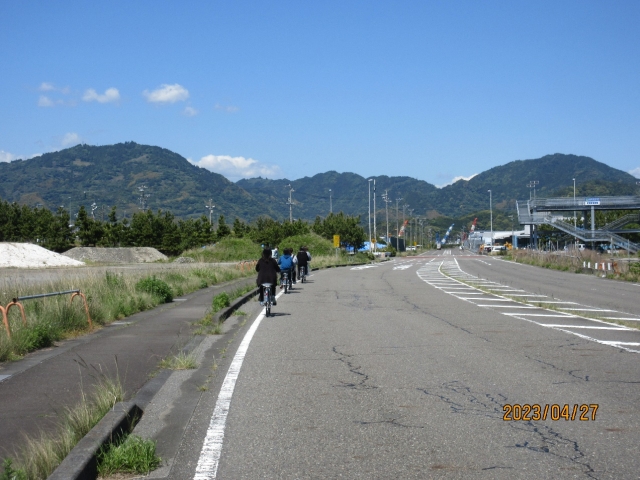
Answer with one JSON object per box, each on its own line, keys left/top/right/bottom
{"left": 194, "top": 291, "right": 283, "bottom": 479}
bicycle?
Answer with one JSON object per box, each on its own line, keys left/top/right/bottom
{"left": 280, "top": 270, "right": 293, "bottom": 294}
{"left": 299, "top": 265, "right": 307, "bottom": 283}
{"left": 261, "top": 283, "right": 274, "bottom": 316}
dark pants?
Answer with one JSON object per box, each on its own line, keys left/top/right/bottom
{"left": 280, "top": 268, "right": 293, "bottom": 286}
{"left": 259, "top": 284, "right": 276, "bottom": 302}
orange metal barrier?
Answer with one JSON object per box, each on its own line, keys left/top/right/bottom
{"left": 70, "top": 292, "right": 93, "bottom": 329}
{"left": 0, "top": 305, "right": 8, "bottom": 338}
{"left": 1, "top": 289, "right": 92, "bottom": 339}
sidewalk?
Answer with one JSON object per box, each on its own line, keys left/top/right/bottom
{"left": 0, "top": 277, "right": 254, "bottom": 465}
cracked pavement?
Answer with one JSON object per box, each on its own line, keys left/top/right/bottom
{"left": 158, "top": 258, "right": 639, "bottom": 479}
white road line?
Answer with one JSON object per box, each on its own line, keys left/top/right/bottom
{"left": 557, "top": 308, "right": 617, "bottom": 312}
{"left": 194, "top": 292, "right": 283, "bottom": 479}
{"left": 475, "top": 305, "right": 537, "bottom": 308}
{"left": 539, "top": 325, "right": 630, "bottom": 330}
{"left": 602, "top": 317, "right": 640, "bottom": 321}
{"left": 420, "top": 260, "right": 640, "bottom": 353}
{"left": 0, "top": 375, "right": 11, "bottom": 383}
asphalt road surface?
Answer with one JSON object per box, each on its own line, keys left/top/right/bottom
{"left": 163, "top": 257, "right": 640, "bottom": 479}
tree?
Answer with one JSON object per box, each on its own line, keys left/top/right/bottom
{"left": 216, "top": 214, "right": 231, "bottom": 240}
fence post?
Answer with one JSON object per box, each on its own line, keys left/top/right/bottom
{"left": 0, "top": 306, "right": 9, "bottom": 338}
{"left": 5, "top": 301, "right": 27, "bottom": 327}
{"left": 70, "top": 292, "right": 93, "bottom": 329}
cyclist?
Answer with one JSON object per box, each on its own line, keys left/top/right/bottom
{"left": 256, "top": 248, "right": 279, "bottom": 305}
{"left": 296, "top": 246, "right": 309, "bottom": 281}
{"left": 278, "top": 248, "right": 294, "bottom": 289}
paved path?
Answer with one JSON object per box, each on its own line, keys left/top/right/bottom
{"left": 0, "top": 276, "right": 253, "bottom": 464}
{"left": 143, "top": 259, "right": 640, "bottom": 479}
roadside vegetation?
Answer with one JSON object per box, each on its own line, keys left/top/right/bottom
{"left": 505, "top": 248, "right": 640, "bottom": 282}
{"left": 1, "top": 370, "right": 125, "bottom": 480}
{"left": 0, "top": 265, "right": 252, "bottom": 363}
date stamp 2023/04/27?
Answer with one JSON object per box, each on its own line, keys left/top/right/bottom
{"left": 503, "top": 404, "right": 598, "bottom": 421}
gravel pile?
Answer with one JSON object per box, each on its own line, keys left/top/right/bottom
{"left": 63, "top": 247, "right": 168, "bottom": 264}
{"left": 0, "top": 243, "right": 85, "bottom": 268}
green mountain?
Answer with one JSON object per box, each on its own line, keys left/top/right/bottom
{"left": 1, "top": 145, "right": 637, "bottom": 229}
{"left": 0, "top": 142, "right": 280, "bottom": 221}
{"left": 238, "top": 153, "right": 638, "bottom": 223}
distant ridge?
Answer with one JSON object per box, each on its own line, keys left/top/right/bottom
{"left": 1, "top": 144, "right": 637, "bottom": 222}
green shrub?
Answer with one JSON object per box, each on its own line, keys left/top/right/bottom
{"left": 279, "top": 233, "right": 335, "bottom": 256}
{"left": 212, "top": 292, "right": 231, "bottom": 313}
{"left": 97, "top": 435, "right": 160, "bottom": 476}
{"left": 629, "top": 262, "right": 640, "bottom": 275}
{"left": 135, "top": 276, "right": 173, "bottom": 303}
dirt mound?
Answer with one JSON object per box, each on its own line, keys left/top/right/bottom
{"left": 63, "top": 247, "right": 168, "bottom": 264}
{"left": 0, "top": 243, "right": 85, "bottom": 268}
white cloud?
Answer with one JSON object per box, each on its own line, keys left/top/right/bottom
{"left": 182, "top": 106, "right": 198, "bottom": 117}
{"left": 39, "top": 82, "right": 55, "bottom": 91}
{"left": 83, "top": 87, "right": 120, "bottom": 103}
{"left": 143, "top": 84, "right": 189, "bottom": 103}
{"left": 38, "top": 95, "right": 55, "bottom": 107}
{"left": 0, "top": 150, "right": 17, "bottom": 162}
{"left": 61, "top": 132, "right": 82, "bottom": 147}
{"left": 191, "top": 154, "right": 282, "bottom": 181}
{"left": 436, "top": 173, "right": 478, "bottom": 188}
{"left": 214, "top": 103, "right": 239, "bottom": 113}
{"left": 629, "top": 167, "right": 640, "bottom": 179}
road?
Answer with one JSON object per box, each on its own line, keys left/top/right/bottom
{"left": 152, "top": 255, "right": 640, "bottom": 479}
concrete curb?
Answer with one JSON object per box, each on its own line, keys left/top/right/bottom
{"left": 49, "top": 401, "right": 142, "bottom": 480}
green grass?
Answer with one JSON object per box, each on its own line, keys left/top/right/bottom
{"left": 159, "top": 351, "right": 198, "bottom": 370}
{"left": 97, "top": 434, "right": 160, "bottom": 476}
{"left": 1, "top": 371, "right": 124, "bottom": 480}
{"left": 182, "top": 237, "right": 262, "bottom": 262}
{"left": 0, "top": 265, "right": 253, "bottom": 363}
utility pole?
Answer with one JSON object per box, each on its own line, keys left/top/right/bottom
{"left": 395, "top": 197, "right": 402, "bottom": 245}
{"left": 138, "top": 185, "right": 150, "bottom": 211}
{"left": 382, "top": 190, "right": 391, "bottom": 245}
{"left": 408, "top": 208, "right": 414, "bottom": 246}
{"left": 329, "top": 189, "right": 332, "bottom": 214}
{"left": 205, "top": 199, "right": 215, "bottom": 227}
{"left": 285, "top": 184, "right": 294, "bottom": 222}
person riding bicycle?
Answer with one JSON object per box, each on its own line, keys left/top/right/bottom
{"left": 296, "top": 246, "right": 310, "bottom": 280}
{"left": 256, "top": 248, "right": 280, "bottom": 305}
{"left": 277, "top": 248, "right": 294, "bottom": 289}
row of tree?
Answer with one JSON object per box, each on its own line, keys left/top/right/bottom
{"left": 0, "top": 201, "right": 367, "bottom": 255}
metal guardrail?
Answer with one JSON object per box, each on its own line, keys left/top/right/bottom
{"left": 599, "top": 213, "right": 640, "bottom": 232}
{"left": 530, "top": 196, "right": 640, "bottom": 210}
{"left": 549, "top": 217, "right": 639, "bottom": 253}
{"left": 2, "top": 289, "right": 92, "bottom": 339}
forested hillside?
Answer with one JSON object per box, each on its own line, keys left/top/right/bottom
{"left": 1, "top": 144, "right": 637, "bottom": 227}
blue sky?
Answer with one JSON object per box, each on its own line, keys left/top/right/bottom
{"left": 1, "top": 1, "right": 639, "bottom": 186}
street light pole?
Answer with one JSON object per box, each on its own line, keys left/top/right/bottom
{"left": 329, "top": 189, "right": 332, "bottom": 214}
{"left": 373, "top": 179, "right": 377, "bottom": 252}
{"left": 488, "top": 190, "right": 493, "bottom": 245}
{"left": 395, "top": 197, "right": 402, "bottom": 245}
{"left": 368, "top": 179, "right": 373, "bottom": 252}
{"left": 285, "top": 184, "right": 295, "bottom": 222}
{"left": 205, "top": 199, "right": 215, "bottom": 227}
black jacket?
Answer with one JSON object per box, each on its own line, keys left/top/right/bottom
{"left": 256, "top": 257, "right": 280, "bottom": 286}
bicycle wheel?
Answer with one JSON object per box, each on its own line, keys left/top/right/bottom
{"left": 284, "top": 277, "right": 288, "bottom": 294}
{"left": 266, "top": 303, "right": 271, "bottom": 317}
